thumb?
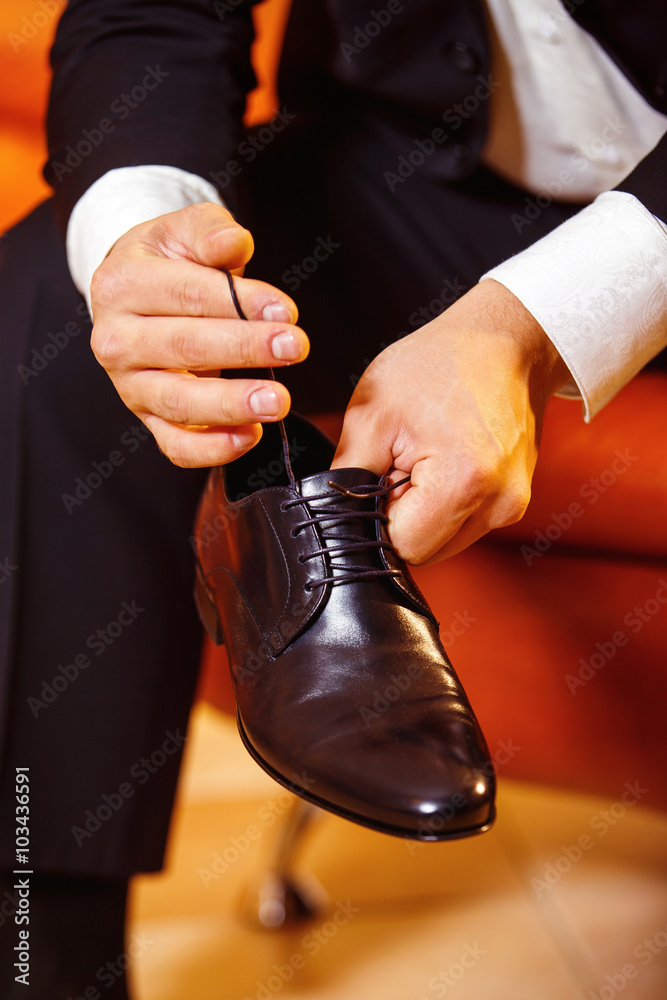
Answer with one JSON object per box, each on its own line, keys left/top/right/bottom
{"left": 386, "top": 457, "right": 468, "bottom": 564}
{"left": 148, "top": 202, "right": 255, "bottom": 272}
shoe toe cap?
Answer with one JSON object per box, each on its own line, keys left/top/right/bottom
{"left": 250, "top": 710, "right": 495, "bottom": 840}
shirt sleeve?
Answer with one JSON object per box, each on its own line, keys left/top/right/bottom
{"left": 480, "top": 190, "right": 667, "bottom": 420}
{"left": 66, "top": 165, "right": 225, "bottom": 313}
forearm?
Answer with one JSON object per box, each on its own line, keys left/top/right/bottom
{"left": 46, "top": 0, "right": 259, "bottom": 235}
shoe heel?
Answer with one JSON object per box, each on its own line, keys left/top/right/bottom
{"left": 194, "top": 566, "right": 225, "bottom": 646}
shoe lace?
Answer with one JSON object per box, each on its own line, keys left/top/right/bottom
{"left": 281, "top": 476, "right": 410, "bottom": 589}
{"left": 222, "top": 268, "right": 412, "bottom": 589}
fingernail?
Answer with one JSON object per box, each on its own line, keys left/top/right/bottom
{"left": 263, "top": 302, "right": 291, "bottom": 323}
{"left": 271, "top": 331, "right": 301, "bottom": 361}
{"left": 232, "top": 428, "right": 258, "bottom": 450}
{"left": 249, "top": 387, "right": 281, "bottom": 416}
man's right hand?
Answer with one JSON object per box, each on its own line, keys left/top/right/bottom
{"left": 90, "top": 202, "right": 309, "bottom": 467}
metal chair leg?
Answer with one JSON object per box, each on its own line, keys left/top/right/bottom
{"left": 238, "top": 796, "right": 328, "bottom": 929}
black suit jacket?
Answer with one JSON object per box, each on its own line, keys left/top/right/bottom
{"left": 45, "top": 0, "right": 667, "bottom": 235}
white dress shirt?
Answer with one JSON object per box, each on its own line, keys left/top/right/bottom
{"left": 66, "top": 0, "right": 667, "bottom": 420}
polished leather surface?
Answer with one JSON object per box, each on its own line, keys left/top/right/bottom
{"left": 194, "top": 415, "right": 495, "bottom": 840}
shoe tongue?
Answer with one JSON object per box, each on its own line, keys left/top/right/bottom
{"left": 298, "top": 468, "right": 384, "bottom": 574}
{"left": 298, "top": 468, "right": 381, "bottom": 508}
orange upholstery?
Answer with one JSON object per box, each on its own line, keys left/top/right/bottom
{"left": 0, "top": 0, "right": 53, "bottom": 231}
{"left": 0, "top": 0, "right": 291, "bottom": 233}
{"left": 496, "top": 374, "right": 667, "bottom": 558}
{"left": 4, "top": 0, "right": 665, "bottom": 811}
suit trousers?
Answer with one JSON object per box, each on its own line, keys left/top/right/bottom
{"left": 0, "top": 108, "right": 584, "bottom": 877}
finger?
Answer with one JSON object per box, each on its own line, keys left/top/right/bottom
{"left": 387, "top": 459, "right": 528, "bottom": 564}
{"left": 139, "top": 201, "right": 255, "bottom": 273}
{"left": 425, "top": 478, "right": 530, "bottom": 562}
{"left": 385, "top": 457, "right": 489, "bottom": 564}
{"left": 143, "top": 415, "right": 263, "bottom": 469}
{"left": 94, "top": 255, "right": 299, "bottom": 324}
{"left": 331, "top": 408, "right": 394, "bottom": 475}
{"left": 107, "top": 315, "right": 309, "bottom": 372}
{"left": 385, "top": 467, "right": 413, "bottom": 499}
{"left": 387, "top": 453, "right": 497, "bottom": 565}
{"left": 125, "top": 372, "right": 292, "bottom": 427}
{"left": 415, "top": 502, "right": 495, "bottom": 563}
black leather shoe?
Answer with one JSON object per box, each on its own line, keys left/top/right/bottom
{"left": 193, "top": 415, "right": 495, "bottom": 841}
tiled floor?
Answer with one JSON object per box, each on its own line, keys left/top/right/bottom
{"left": 128, "top": 704, "right": 667, "bottom": 1000}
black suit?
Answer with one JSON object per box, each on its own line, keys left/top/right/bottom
{"left": 0, "top": 0, "right": 665, "bottom": 877}
{"left": 44, "top": 0, "right": 667, "bottom": 231}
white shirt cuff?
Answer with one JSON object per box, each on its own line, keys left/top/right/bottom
{"left": 480, "top": 190, "right": 667, "bottom": 420}
{"left": 66, "top": 165, "right": 226, "bottom": 312}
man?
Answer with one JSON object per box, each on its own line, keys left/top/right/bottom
{"left": 0, "top": 0, "right": 665, "bottom": 996}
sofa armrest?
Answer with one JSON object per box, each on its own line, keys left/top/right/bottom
{"left": 494, "top": 372, "right": 667, "bottom": 559}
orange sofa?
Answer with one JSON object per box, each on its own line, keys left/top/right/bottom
{"left": 4, "top": 0, "right": 665, "bottom": 813}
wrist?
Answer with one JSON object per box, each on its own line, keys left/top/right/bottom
{"left": 465, "top": 279, "right": 571, "bottom": 397}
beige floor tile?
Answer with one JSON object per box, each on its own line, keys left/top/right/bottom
{"left": 129, "top": 705, "right": 667, "bottom": 1000}
{"left": 177, "top": 704, "right": 279, "bottom": 804}
{"left": 496, "top": 782, "right": 667, "bottom": 999}
{"left": 131, "top": 898, "right": 582, "bottom": 1000}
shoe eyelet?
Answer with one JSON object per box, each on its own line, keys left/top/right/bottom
{"left": 297, "top": 555, "right": 305, "bottom": 564}
{"left": 304, "top": 583, "right": 313, "bottom": 592}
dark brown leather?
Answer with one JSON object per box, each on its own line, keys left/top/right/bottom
{"left": 193, "top": 415, "right": 495, "bottom": 840}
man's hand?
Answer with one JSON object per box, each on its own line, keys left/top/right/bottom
{"left": 90, "top": 202, "right": 309, "bottom": 467}
{"left": 332, "top": 279, "right": 571, "bottom": 563}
